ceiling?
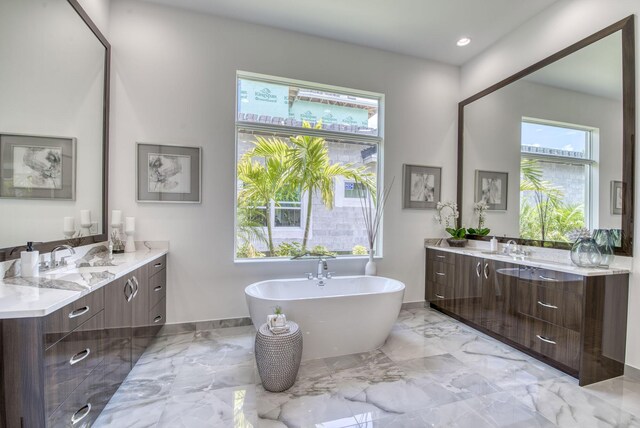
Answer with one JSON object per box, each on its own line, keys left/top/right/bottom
{"left": 139, "top": 0, "right": 558, "bottom": 65}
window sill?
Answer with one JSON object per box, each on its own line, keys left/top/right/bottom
{"left": 233, "top": 255, "right": 383, "bottom": 264}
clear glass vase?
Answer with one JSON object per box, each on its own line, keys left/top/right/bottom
{"left": 592, "top": 229, "right": 614, "bottom": 267}
{"left": 570, "top": 237, "right": 602, "bottom": 268}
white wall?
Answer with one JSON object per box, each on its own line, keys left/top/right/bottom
{"left": 462, "top": 79, "right": 623, "bottom": 236}
{"left": 108, "top": 0, "right": 459, "bottom": 323}
{"left": 461, "top": 0, "right": 640, "bottom": 369}
{"left": 78, "top": 0, "right": 110, "bottom": 36}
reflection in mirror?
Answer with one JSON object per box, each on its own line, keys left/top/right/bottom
{"left": 0, "top": 0, "right": 107, "bottom": 253}
{"left": 460, "top": 24, "right": 632, "bottom": 254}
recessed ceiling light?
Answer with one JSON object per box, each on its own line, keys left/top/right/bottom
{"left": 457, "top": 37, "right": 471, "bottom": 47}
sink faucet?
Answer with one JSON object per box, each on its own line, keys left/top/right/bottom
{"left": 51, "top": 245, "right": 76, "bottom": 268}
{"left": 503, "top": 240, "right": 517, "bottom": 256}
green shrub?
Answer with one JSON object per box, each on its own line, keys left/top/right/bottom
{"left": 352, "top": 245, "right": 368, "bottom": 255}
{"left": 236, "top": 243, "right": 265, "bottom": 258}
{"left": 274, "top": 241, "right": 303, "bottom": 257}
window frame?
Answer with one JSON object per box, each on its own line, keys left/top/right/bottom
{"left": 234, "top": 71, "right": 385, "bottom": 262}
{"left": 520, "top": 117, "right": 597, "bottom": 232}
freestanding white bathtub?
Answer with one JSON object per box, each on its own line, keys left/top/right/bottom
{"left": 245, "top": 275, "right": 405, "bottom": 360}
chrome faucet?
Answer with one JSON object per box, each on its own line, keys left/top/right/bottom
{"left": 317, "top": 258, "right": 328, "bottom": 279}
{"left": 51, "top": 245, "right": 76, "bottom": 268}
{"left": 503, "top": 240, "right": 518, "bottom": 256}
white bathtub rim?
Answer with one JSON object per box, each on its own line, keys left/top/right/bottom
{"left": 244, "top": 275, "right": 405, "bottom": 302}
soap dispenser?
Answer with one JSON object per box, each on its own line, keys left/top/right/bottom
{"left": 490, "top": 236, "right": 498, "bottom": 253}
{"left": 21, "top": 242, "right": 40, "bottom": 277}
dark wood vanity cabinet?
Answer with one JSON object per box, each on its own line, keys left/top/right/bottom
{"left": 0, "top": 255, "right": 168, "bottom": 428}
{"left": 425, "top": 248, "right": 629, "bottom": 386}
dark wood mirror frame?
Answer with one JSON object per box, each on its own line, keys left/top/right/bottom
{"left": 0, "top": 0, "right": 110, "bottom": 261}
{"left": 457, "top": 15, "right": 635, "bottom": 256}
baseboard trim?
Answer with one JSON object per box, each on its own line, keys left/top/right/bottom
{"left": 401, "top": 301, "right": 427, "bottom": 310}
{"left": 158, "top": 317, "right": 253, "bottom": 336}
{"left": 625, "top": 364, "right": 640, "bottom": 380}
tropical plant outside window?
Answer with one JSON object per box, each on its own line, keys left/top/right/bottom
{"left": 235, "top": 73, "right": 383, "bottom": 259}
{"left": 519, "top": 119, "right": 595, "bottom": 242}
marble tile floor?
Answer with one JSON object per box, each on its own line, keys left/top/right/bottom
{"left": 94, "top": 307, "right": 640, "bottom": 427}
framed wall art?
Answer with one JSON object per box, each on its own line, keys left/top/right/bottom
{"left": 611, "top": 180, "right": 623, "bottom": 215}
{"left": 0, "top": 133, "right": 76, "bottom": 200}
{"left": 402, "top": 164, "right": 441, "bottom": 209}
{"left": 475, "top": 170, "right": 508, "bottom": 211}
{"left": 137, "top": 143, "right": 202, "bottom": 203}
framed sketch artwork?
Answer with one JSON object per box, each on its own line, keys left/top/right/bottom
{"left": 0, "top": 133, "right": 76, "bottom": 200}
{"left": 475, "top": 170, "right": 508, "bottom": 210}
{"left": 611, "top": 181, "right": 623, "bottom": 215}
{"left": 137, "top": 143, "right": 202, "bottom": 203}
{"left": 402, "top": 164, "right": 441, "bottom": 209}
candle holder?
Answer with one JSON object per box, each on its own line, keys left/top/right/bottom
{"left": 110, "top": 225, "right": 125, "bottom": 254}
{"left": 80, "top": 210, "right": 92, "bottom": 236}
{"left": 124, "top": 217, "right": 136, "bottom": 253}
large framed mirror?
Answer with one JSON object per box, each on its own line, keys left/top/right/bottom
{"left": 0, "top": 0, "right": 110, "bottom": 260}
{"left": 458, "top": 16, "right": 635, "bottom": 256}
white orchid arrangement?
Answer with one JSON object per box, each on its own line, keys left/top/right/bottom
{"left": 468, "top": 201, "right": 491, "bottom": 236}
{"left": 435, "top": 201, "right": 459, "bottom": 227}
{"left": 435, "top": 201, "right": 466, "bottom": 239}
{"left": 473, "top": 201, "right": 488, "bottom": 229}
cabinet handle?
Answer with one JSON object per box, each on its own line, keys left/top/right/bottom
{"left": 435, "top": 255, "right": 445, "bottom": 259}
{"left": 68, "top": 306, "right": 90, "bottom": 319}
{"left": 154, "top": 262, "right": 163, "bottom": 268}
{"left": 154, "top": 315, "right": 163, "bottom": 323}
{"left": 69, "top": 348, "right": 91, "bottom": 365}
{"left": 125, "top": 279, "right": 134, "bottom": 302}
{"left": 71, "top": 403, "right": 91, "bottom": 425}
{"left": 483, "top": 263, "right": 489, "bottom": 279}
{"left": 536, "top": 335, "right": 556, "bottom": 345}
{"left": 154, "top": 285, "right": 163, "bottom": 292}
{"left": 538, "top": 275, "right": 558, "bottom": 282}
{"left": 476, "top": 262, "right": 481, "bottom": 278}
{"left": 435, "top": 272, "right": 445, "bottom": 276}
{"left": 132, "top": 276, "right": 139, "bottom": 299}
{"left": 537, "top": 300, "right": 558, "bottom": 309}
{"left": 435, "top": 294, "right": 445, "bottom": 299}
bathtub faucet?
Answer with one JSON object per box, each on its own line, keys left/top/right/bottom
{"left": 317, "top": 258, "right": 328, "bottom": 279}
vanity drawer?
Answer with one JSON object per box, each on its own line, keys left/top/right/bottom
{"left": 149, "top": 255, "right": 167, "bottom": 277}
{"left": 517, "top": 281, "right": 582, "bottom": 331}
{"left": 44, "top": 288, "right": 105, "bottom": 349}
{"left": 519, "top": 267, "right": 584, "bottom": 295}
{"left": 149, "top": 269, "right": 166, "bottom": 309}
{"left": 47, "top": 361, "right": 109, "bottom": 428}
{"left": 149, "top": 297, "right": 166, "bottom": 327}
{"left": 518, "top": 315, "right": 581, "bottom": 370}
{"left": 427, "top": 249, "right": 455, "bottom": 264}
{"left": 45, "top": 311, "right": 104, "bottom": 417}
{"left": 430, "top": 261, "right": 454, "bottom": 286}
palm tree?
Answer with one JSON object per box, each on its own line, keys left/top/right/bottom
{"left": 236, "top": 136, "right": 292, "bottom": 253}
{"left": 287, "top": 122, "right": 375, "bottom": 249}
{"left": 520, "top": 158, "right": 563, "bottom": 241}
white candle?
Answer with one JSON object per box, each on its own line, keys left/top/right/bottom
{"left": 63, "top": 216, "right": 75, "bottom": 233}
{"left": 125, "top": 217, "right": 135, "bottom": 233}
{"left": 111, "top": 210, "right": 122, "bottom": 226}
{"left": 80, "top": 209, "right": 91, "bottom": 226}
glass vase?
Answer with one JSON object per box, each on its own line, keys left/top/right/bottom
{"left": 570, "top": 237, "right": 602, "bottom": 268}
{"left": 592, "top": 229, "right": 614, "bottom": 267}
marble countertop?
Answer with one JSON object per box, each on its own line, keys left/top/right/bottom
{"left": 0, "top": 244, "right": 168, "bottom": 319}
{"left": 424, "top": 243, "right": 630, "bottom": 277}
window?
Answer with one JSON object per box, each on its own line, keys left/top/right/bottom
{"left": 235, "top": 72, "right": 383, "bottom": 259}
{"left": 520, "top": 119, "right": 596, "bottom": 242}
{"left": 342, "top": 181, "right": 368, "bottom": 199}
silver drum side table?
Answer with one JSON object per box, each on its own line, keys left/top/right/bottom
{"left": 255, "top": 321, "right": 303, "bottom": 392}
